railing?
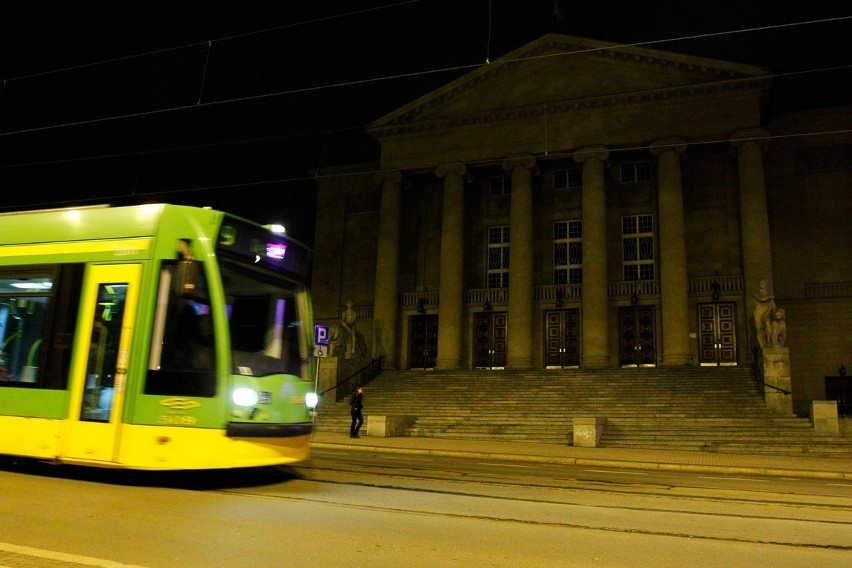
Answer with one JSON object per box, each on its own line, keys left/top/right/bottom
{"left": 805, "top": 281, "right": 852, "bottom": 299}
{"left": 536, "top": 284, "right": 582, "bottom": 301}
{"left": 466, "top": 288, "right": 509, "bottom": 306}
{"left": 318, "top": 356, "right": 384, "bottom": 403}
{"left": 689, "top": 274, "right": 743, "bottom": 295}
{"left": 401, "top": 290, "right": 440, "bottom": 310}
{"left": 607, "top": 279, "right": 660, "bottom": 298}
{"left": 396, "top": 275, "right": 742, "bottom": 310}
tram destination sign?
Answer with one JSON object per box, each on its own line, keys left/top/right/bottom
{"left": 216, "top": 216, "right": 311, "bottom": 279}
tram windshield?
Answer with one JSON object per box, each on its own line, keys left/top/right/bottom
{"left": 146, "top": 257, "right": 307, "bottom": 398}
{"left": 221, "top": 262, "right": 305, "bottom": 378}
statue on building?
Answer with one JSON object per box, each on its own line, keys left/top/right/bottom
{"left": 752, "top": 278, "right": 776, "bottom": 348}
{"left": 766, "top": 307, "right": 787, "bottom": 348}
{"left": 340, "top": 300, "right": 359, "bottom": 360}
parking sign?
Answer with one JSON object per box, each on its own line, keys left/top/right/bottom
{"left": 314, "top": 324, "right": 329, "bottom": 346}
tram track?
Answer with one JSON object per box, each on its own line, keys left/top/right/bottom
{"left": 213, "top": 468, "right": 852, "bottom": 550}
{"left": 287, "top": 458, "right": 852, "bottom": 514}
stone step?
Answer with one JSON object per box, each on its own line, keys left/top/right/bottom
{"left": 313, "top": 367, "right": 849, "bottom": 456}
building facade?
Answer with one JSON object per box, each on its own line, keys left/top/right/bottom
{"left": 311, "top": 34, "right": 852, "bottom": 417}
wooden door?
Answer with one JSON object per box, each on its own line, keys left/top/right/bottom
{"left": 474, "top": 312, "right": 507, "bottom": 369}
{"left": 544, "top": 309, "right": 580, "bottom": 368}
{"left": 698, "top": 302, "right": 738, "bottom": 366}
{"left": 619, "top": 305, "right": 656, "bottom": 367}
{"left": 409, "top": 314, "right": 438, "bottom": 369}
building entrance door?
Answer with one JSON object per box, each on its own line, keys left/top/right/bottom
{"left": 544, "top": 309, "right": 580, "bottom": 368}
{"left": 619, "top": 305, "right": 657, "bottom": 367}
{"left": 474, "top": 312, "right": 506, "bottom": 369}
{"left": 698, "top": 302, "right": 738, "bottom": 366}
{"left": 408, "top": 314, "right": 438, "bottom": 369}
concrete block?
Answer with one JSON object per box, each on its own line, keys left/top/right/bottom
{"left": 811, "top": 401, "right": 840, "bottom": 435}
{"left": 366, "top": 415, "right": 412, "bottom": 437}
{"left": 572, "top": 417, "right": 606, "bottom": 447}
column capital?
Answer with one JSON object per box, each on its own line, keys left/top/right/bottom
{"left": 372, "top": 170, "right": 402, "bottom": 185}
{"left": 435, "top": 162, "right": 467, "bottom": 179}
{"left": 650, "top": 137, "right": 687, "bottom": 156}
{"left": 573, "top": 145, "right": 610, "bottom": 164}
{"left": 730, "top": 128, "right": 770, "bottom": 149}
{"left": 501, "top": 154, "right": 536, "bottom": 172}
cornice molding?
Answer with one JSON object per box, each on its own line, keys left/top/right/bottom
{"left": 370, "top": 77, "right": 769, "bottom": 140}
{"left": 368, "top": 34, "right": 770, "bottom": 140}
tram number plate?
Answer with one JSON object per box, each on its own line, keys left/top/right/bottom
{"left": 159, "top": 414, "right": 198, "bottom": 425}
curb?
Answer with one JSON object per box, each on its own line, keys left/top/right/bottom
{"left": 311, "top": 441, "right": 852, "bottom": 481}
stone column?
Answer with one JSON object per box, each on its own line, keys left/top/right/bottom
{"left": 372, "top": 171, "right": 402, "bottom": 369}
{"left": 731, "top": 129, "right": 773, "bottom": 351}
{"left": 435, "top": 163, "right": 467, "bottom": 370}
{"left": 503, "top": 155, "right": 536, "bottom": 369}
{"left": 575, "top": 146, "right": 610, "bottom": 368}
{"left": 651, "top": 138, "right": 691, "bottom": 366}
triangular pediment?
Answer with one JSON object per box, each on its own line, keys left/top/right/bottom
{"left": 369, "top": 33, "right": 770, "bottom": 135}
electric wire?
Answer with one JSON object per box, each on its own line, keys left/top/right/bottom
{"left": 0, "top": 5, "right": 849, "bottom": 209}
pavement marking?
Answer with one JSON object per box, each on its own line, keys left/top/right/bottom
{"left": 0, "top": 543, "right": 150, "bottom": 568}
{"left": 378, "top": 455, "right": 433, "bottom": 460}
{"left": 699, "top": 475, "right": 757, "bottom": 481}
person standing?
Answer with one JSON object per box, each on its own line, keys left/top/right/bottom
{"left": 349, "top": 386, "right": 364, "bottom": 438}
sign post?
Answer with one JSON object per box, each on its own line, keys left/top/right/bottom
{"left": 313, "top": 325, "right": 330, "bottom": 401}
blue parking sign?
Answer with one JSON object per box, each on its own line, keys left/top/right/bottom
{"left": 314, "top": 324, "right": 330, "bottom": 346}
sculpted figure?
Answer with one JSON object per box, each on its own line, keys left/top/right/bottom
{"left": 767, "top": 308, "right": 787, "bottom": 348}
{"left": 752, "top": 279, "right": 775, "bottom": 348}
{"left": 340, "top": 300, "right": 357, "bottom": 359}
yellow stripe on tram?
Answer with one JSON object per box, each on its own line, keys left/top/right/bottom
{"left": 0, "top": 238, "right": 151, "bottom": 258}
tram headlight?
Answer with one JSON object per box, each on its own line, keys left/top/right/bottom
{"left": 232, "top": 387, "right": 259, "bottom": 407}
{"left": 305, "top": 392, "right": 318, "bottom": 410}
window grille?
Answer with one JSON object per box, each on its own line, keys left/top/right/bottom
{"left": 553, "top": 220, "right": 582, "bottom": 284}
{"left": 487, "top": 226, "right": 510, "bottom": 288}
{"left": 489, "top": 176, "right": 512, "bottom": 196}
{"left": 553, "top": 168, "right": 582, "bottom": 190}
{"left": 620, "top": 161, "right": 650, "bottom": 183}
{"left": 622, "top": 214, "right": 655, "bottom": 280}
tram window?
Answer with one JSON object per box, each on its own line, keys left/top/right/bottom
{"left": 80, "top": 282, "right": 129, "bottom": 422}
{"left": 145, "top": 263, "right": 216, "bottom": 397}
{"left": 223, "top": 264, "right": 305, "bottom": 378}
{"left": 0, "top": 264, "right": 83, "bottom": 389}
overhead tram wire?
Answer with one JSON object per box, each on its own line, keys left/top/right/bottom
{"left": 0, "top": 0, "right": 423, "bottom": 84}
{"left": 2, "top": 61, "right": 850, "bottom": 172}
{"left": 0, "top": 13, "right": 849, "bottom": 141}
{"left": 0, "top": 10, "right": 848, "bottom": 212}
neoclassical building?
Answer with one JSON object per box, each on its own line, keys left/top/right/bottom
{"left": 311, "top": 33, "right": 851, "bottom": 417}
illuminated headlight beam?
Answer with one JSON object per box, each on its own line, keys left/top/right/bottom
{"left": 305, "top": 392, "right": 318, "bottom": 410}
{"left": 232, "top": 387, "right": 259, "bottom": 407}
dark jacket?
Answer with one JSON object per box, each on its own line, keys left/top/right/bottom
{"left": 349, "top": 391, "right": 363, "bottom": 411}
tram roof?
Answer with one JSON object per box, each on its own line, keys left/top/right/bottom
{"left": 0, "top": 204, "right": 227, "bottom": 245}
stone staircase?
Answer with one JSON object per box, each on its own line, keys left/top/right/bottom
{"left": 312, "top": 367, "right": 852, "bottom": 457}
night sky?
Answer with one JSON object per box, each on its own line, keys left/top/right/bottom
{"left": 1, "top": 1, "right": 849, "bottom": 245}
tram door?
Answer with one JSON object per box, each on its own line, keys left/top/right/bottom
{"left": 63, "top": 264, "right": 141, "bottom": 464}
{"left": 619, "top": 305, "right": 657, "bottom": 367}
{"left": 698, "top": 302, "right": 738, "bottom": 366}
{"left": 474, "top": 312, "right": 507, "bottom": 369}
{"left": 544, "top": 309, "right": 580, "bottom": 368}
{"left": 409, "top": 314, "right": 438, "bottom": 369}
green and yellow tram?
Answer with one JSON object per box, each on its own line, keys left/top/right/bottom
{"left": 0, "top": 204, "right": 317, "bottom": 470}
